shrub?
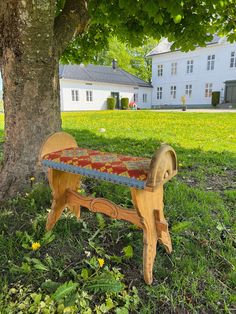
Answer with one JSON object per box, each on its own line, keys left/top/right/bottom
{"left": 121, "top": 98, "right": 129, "bottom": 110}
{"left": 107, "top": 97, "right": 115, "bottom": 110}
{"left": 211, "top": 91, "right": 220, "bottom": 107}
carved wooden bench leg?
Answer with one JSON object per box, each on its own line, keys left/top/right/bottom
{"left": 46, "top": 169, "right": 81, "bottom": 231}
{"left": 131, "top": 186, "right": 172, "bottom": 285}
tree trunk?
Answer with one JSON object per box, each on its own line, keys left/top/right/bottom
{"left": 0, "top": 1, "right": 61, "bottom": 199}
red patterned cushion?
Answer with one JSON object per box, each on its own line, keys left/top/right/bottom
{"left": 43, "top": 147, "right": 150, "bottom": 182}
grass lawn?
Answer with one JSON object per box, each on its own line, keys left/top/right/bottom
{"left": 0, "top": 111, "right": 236, "bottom": 313}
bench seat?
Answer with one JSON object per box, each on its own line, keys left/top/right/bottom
{"left": 42, "top": 147, "right": 151, "bottom": 189}
{"left": 40, "top": 132, "right": 178, "bottom": 285}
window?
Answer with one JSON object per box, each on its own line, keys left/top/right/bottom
{"left": 187, "top": 60, "right": 194, "bottom": 73}
{"left": 71, "top": 89, "right": 79, "bottom": 101}
{"left": 157, "top": 65, "right": 163, "bottom": 76}
{"left": 207, "top": 55, "right": 215, "bottom": 70}
{"left": 143, "top": 93, "right": 147, "bottom": 103}
{"left": 205, "top": 83, "right": 213, "bottom": 97}
{"left": 170, "top": 86, "right": 176, "bottom": 99}
{"left": 157, "top": 87, "right": 162, "bottom": 100}
{"left": 171, "top": 62, "right": 177, "bottom": 75}
{"left": 86, "top": 90, "right": 93, "bottom": 102}
{"left": 230, "top": 51, "right": 236, "bottom": 68}
{"left": 185, "top": 84, "right": 192, "bottom": 97}
{"left": 134, "top": 93, "right": 138, "bottom": 102}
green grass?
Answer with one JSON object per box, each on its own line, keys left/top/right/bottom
{"left": 0, "top": 111, "right": 236, "bottom": 313}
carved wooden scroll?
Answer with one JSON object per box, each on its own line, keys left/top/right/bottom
{"left": 40, "top": 132, "right": 177, "bottom": 285}
{"left": 66, "top": 189, "right": 143, "bottom": 229}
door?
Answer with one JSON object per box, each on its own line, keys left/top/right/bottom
{"left": 225, "top": 81, "right": 236, "bottom": 103}
{"left": 226, "top": 86, "right": 236, "bottom": 103}
{"left": 111, "top": 92, "right": 120, "bottom": 109}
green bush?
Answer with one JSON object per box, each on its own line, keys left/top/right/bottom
{"left": 211, "top": 91, "right": 220, "bottom": 107}
{"left": 107, "top": 97, "right": 115, "bottom": 110}
{"left": 121, "top": 98, "right": 129, "bottom": 110}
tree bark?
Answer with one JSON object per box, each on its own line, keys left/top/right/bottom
{"left": 0, "top": 0, "right": 89, "bottom": 199}
{"left": 0, "top": 1, "right": 60, "bottom": 198}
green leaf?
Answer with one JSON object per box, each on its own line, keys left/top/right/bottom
{"left": 116, "top": 307, "right": 129, "bottom": 314}
{"left": 123, "top": 245, "right": 133, "bottom": 258}
{"left": 64, "top": 291, "right": 78, "bottom": 307}
{"left": 173, "top": 14, "right": 182, "bottom": 24}
{"left": 21, "top": 262, "right": 32, "bottom": 273}
{"left": 96, "top": 213, "right": 106, "bottom": 230}
{"left": 85, "top": 274, "right": 123, "bottom": 293}
{"left": 41, "top": 280, "right": 60, "bottom": 293}
{"left": 41, "top": 231, "right": 55, "bottom": 245}
{"left": 172, "top": 221, "right": 192, "bottom": 232}
{"left": 52, "top": 281, "right": 78, "bottom": 301}
{"left": 81, "top": 268, "right": 89, "bottom": 280}
{"left": 31, "top": 258, "right": 48, "bottom": 271}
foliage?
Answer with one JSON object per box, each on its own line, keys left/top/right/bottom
{"left": 61, "top": 0, "right": 236, "bottom": 65}
{"left": 121, "top": 98, "right": 129, "bottom": 110}
{"left": 0, "top": 282, "right": 140, "bottom": 313}
{"left": 83, "top": 36, "right": 157, "bottom": 82}
{"left": 0, "top": 111, "right": 236, "bottom": 312}
{"left": 212, "top": 91, "right": 221, "bottom": 107}
{"left": 107, "top": 97, "right": 115, "bottom": 110}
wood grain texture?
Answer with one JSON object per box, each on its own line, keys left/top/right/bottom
{"left": 131, "top": 186, "right": 172, "bottom": 285}
{"left": 46, "top": 169, "right": 81, "bottom": 231}
{"left": 145, "top": 144, "right": 177, "bottom": 191}
{"left": 39, "top": 131, "right": 78, "bottom": 160}
{"left": 66, "top": 189, "right": 143, "bottom": 229}
{"left": 40, "top": 132, "right": 176, "bottom": 285}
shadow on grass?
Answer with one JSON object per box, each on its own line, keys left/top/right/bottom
{"left": 0, "top": 128, "right": 235, "bottom": 312}
{"left": 65, "top": 128, "right": 236, "bottom": 190}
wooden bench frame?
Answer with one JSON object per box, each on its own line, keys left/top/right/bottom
{"left": 40, "top": 132, "right": 177, "bottom": 285}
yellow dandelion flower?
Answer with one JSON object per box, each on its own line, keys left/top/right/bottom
{"left": 30, "top": 177, "right": 35, "bottom": 181}
{"left": 31, "top": 242, "right": 41, "bottom": 251}
{"left": 98, "top": 258, "right": 105, "bottom": 267}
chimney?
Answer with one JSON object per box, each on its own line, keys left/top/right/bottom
{"left": 112, "top": 59, "right": 117, "bottom": 69}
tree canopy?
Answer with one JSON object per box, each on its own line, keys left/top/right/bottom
{"left": 63, "top": 36, "right": 157, "bottom": 82}
{"left": 59, "top": 0, "right": 236, "bottom": 65}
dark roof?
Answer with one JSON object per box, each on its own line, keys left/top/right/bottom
{"left": 59, "top": 64, "right": 152, "bottom": 88}
{"left": 147, "top": 35, "right": 223, "bottom": 57}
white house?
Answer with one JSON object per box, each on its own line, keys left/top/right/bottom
{"left": 147, "top": 36, "right": 236, "bottom": 107}
{"left": 59, "top": 62, "right": 152, "bottom": 111}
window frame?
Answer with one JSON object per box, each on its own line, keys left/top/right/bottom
{"left": 157, "top": 64, "right": 163, "bottom": 77}
{"left": 205, "top": 83, "right": 213, "bottom": 98}
{"left": 157, "top": 87, "right": 163, "bottom": 100}
{"left": 143, "top": 93, "right": 147, "bottom": 103}
{"left": 207, "top": 54, "right": 215, "bottom": 71}
{"left": 230, "top": 51, "right": 236, "bottom": 68}
{"left": 86, "top": 90, "right": 93, "bottom": 102}
{"left": 71, "top": 89, "right": 79, "bottom": 102}
{"left": 134, "top": 93, "right": 139, "bottom": 102}
{"left": 185, "top": 84, "right": 192, "bottom": 97}
{"left": 170, "top": 85, "right": 177, "bottom": 99}
{"left": 187, "top": 60, "right": 194, "bottom": 74}
{"left": 171, "top": 62, "right": 177, "bottom": 75}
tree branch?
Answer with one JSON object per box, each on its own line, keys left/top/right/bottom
{"left": 54, "top": 0, "right": 90, "bottom": 57}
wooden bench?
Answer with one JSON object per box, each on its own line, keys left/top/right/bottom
{"left": 40, "top": 132, "right": 177, "bottom": 285}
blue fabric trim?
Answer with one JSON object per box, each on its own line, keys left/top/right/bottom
{"left": 42, "top": 160, "right": 146, "bottom": 189}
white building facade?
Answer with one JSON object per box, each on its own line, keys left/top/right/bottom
{"left": 60, "top": 64, "right": 152, "bottom": 111}
{"left": 148, "top": 37, "right": 236, "bottom": 107}
{"left": 60, "top": 79, "right": 152, "bottom": 111}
